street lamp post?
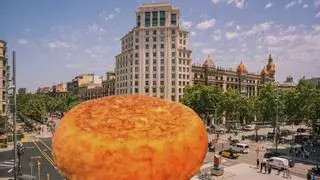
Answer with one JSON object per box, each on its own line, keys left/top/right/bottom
{"left": 12, "top": 51, "right": 18, "bottom": 180}
{"left": 274, "top": 83, "right": 279, "bottom": 152}
{"left": 37, "top": 161, "right": 41, "bottom": 180}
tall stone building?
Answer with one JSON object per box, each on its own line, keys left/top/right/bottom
{"left": 0, "top": 40, "right": 10, "bottom": 116}
{"left": 115, "top": 3, "right": 192, "bottom": 101}
{"left": 192, "top": 54, "right": 276, "bottom": 96}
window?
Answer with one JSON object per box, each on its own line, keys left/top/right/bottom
{"left": 172, "top": 44, "right": 176, "bottom": 49}
{"left": 135, "top": 74, "right": 139, "bottom": 79}
{"left": 145, "top": 81, "right": 149, "bottom": 85}
{"left": 179, "top": 39, "right": 182, "bottom": 44}
{"left": 172, "top": 59, "right": 176, "bottom": 64}
{"left": 179, "top": 88, "right": 181, "bottom": 93}
{"left": 172, "top": 52, "right": 176, "bottom": 57}
{"left": 172, "top": 36, "right": 175, "bottom": 41}
{"left": 153, "top": 59, "right": 156, "bottom": 64}
{"left": 179, "top": 74, "right": 181, "bottom": 78}
{"left": 160, "top": 11, "right": 165, "bottom": 26}
{"left": 160, "top": 44, "right": 164, "bottom": 49}
{"left": 179, "top": 81, "right": 181, "bottom": 85}
{"left": 172, "top": 88, "right": 175, "bottom": 93}
{"left": 137, "top": 15, "right": 141, "bottom": 27}
{"left": 153, "top": 81, "right": 156, "bottom": 85}
{"left": 135, "top": 45, "right": 139, "bottom": 49}
{"left": 187, "top": 75, "right": 189, "bottom": 79}
{"left": 160, "top": 36, "right": 164, "bottom": 42}
{"left": 152, "top": 11, "right": 158, "bottom": 27}
{"left": 146, "top": 30, "right": 149, "bottom": 35}
{"left": 161, "top": 73, "right": 164, "bottom": 78}
{"left": 146, "top": 44, "right": 149, "bottom": 49}
{"left": 160, "top": 81, "right": 164, "bottom": 85}
{"left": 153, "top": 88, "right": 156, "bottom": 92}
{"left": 172, "top": 66, "right": 175, "bottom": 71}
{"left": 171, "top": 96, "right": 176, "bottom": 101}
{"left": 179, "top": 33, "right": 182, "bottom": 38}
{"left": 153, "top": 73, "right": 156, "bottom": 78}
{"left": 146, "top": 74, "right": 149, "bottom": 78}
{"left": 183, "top": 40, "right": 186, "bottom": 45}
{"left": 160, "top": 87, "right": 164, "bottom": 93}
{"left": 135, "top": 67, "right": 139, "bottom": 72}
{"left": 172, "top": 73, "right": 175, "bottom": 78}
{"left": 145, "top": 12, "right": 151, "bottom": 27}
{"left": 153, "top": 30, "right": 157, "bottom": 35}
{"left": 171, "top": 13, "right": 177, "bottom": 25}
{"left": 153, "top": 52, "right": 157, "bottom": 57}
{"left": 183, "top": 74, "right": 185, "bottom": 79}
{"left": 146, "top": 59, "right": 149, "bottom": 64}
{"left": 135, "top": 88, "right": 138, "bottom": 93}
{"left": 135, "top": 81, "right": 138, "bottom": 86}
{"left": 161, "top": 66, "right": 164, "bottom": 71}
{"left": 135, "top": 38, "right": 139, "bottom": 43}
{"left": 146, "top": 52, "right": 149, "bottom": 57}
{"left": 135, "top": 53, "right": 139, "bottom": 58}
{"left": 153, "top": 44, "right": 157, "bottom": 49}
{"left": 146, "top": 66, "right": 149, "bottom": 71}
{"left": 153, "top": 66, "right": 156, "bottom": 71}
{"left": 172, "top": 29, "right": 175, "bottom": 34}
{"left": 161, "top": 59, "right": 164, "bottom": 64}
{"left": 145, "top": 88, "right": 149, "bottom": 93}
{"left": 146, "top": 37, "right": 149, "bottom": 42}
{"left": 153, "top": 37, "right": 157, "bottom": 42}
{"left": 172, "top": 81, "right": 175, "bottom": 85}
{"left": 160, "top": 52, "right": 164, "bottom": 57}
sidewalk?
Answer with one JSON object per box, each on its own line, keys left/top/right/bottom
{"left": 0, "top": 144, "right": 13, "bottom": 152}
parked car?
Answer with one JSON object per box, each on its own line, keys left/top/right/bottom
{"left": 279, "top": 156, "right": 295, "bottom": 167}
{"left": 231, "top": 143, "right": 250, "bottom": 154}
{"left": 265, "top": 157, "right": 289, "bottom": 170}
{"left": 219, "top": 148, "right": 240, "bottom": 159}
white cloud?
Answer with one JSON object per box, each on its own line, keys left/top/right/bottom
{"left": 314, "top": 24, "right": 320, "bottom": 32}
{"left": 280, "top": 26, "right": 296, "bottom": 35}
{"left": 256, "top": 45, "right": 264, "bottom": 49}
{"left": 314, "top": 0, "right": 320, "bottom": 7}
{"left": 85, "top": 46, "right": 110, "bottom": 59}
{"left": 99, "top": 8, "right": 121, "bottom": 21}
{"left": 196, "top": 18, "right": 216, "bottom": 30}
{"left": 181, "top": 20, "right": 193, "bottom": 29}
{"left": 285, "top": 1, "right": 297, "bottom": 9}
{"left": 225, "top": 21, "right": 235, "bottom": 27}
{"left": 190, "top": 31, "right": 197, "bottom": 36}
{"left": 201, "top": 48, "right": 216, "bottom": 54}
{"left": 18, "top": 39, "right": 29, "bottom": 45}
{"left": 298, "top": 0, "right": 303, "bottom": 4}
{"left": 243, "top": 21, "right": 274, "bottom": 37}
{"left": 191, "top": 42, "right": 207, "bottom": 47}
{"left": 113, "top": 37, "right": 121, "bottom": 41}
{"left": 225, "top": 32, "right": 240, "bottom": 39}
{"left": 48, "top": 41, "right": 76, "bottom": 50}
{"left": 236, "top": 25, "right": 241, "bottom": 30}
{"left": 265, "top": 2, "right": 273, "bottom": 9}
{"left": 114, "top": 8, "right": 120, "bottom": 13}
{"left": 88, "top": 24, "right": 105, "bottom": 35}
{"left": 212, "top": 29, "right": 222, "bottom": 41}
{"left": 303, "top": 4, "right": 309, "bottom": 8}
{"left": 316, "top": 12, "right": 320, "bottom": 18}
{"left": 211, "top": 0, "right": 246, "bottom": 8}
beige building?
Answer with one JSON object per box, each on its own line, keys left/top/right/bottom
{"left": 68, "top": 73, "right": 95, "bottom": 95}
{"left": 78, "top": 72, "right": 116, "bottom": 100}
{"left": 37, "top": 86, "right": 52, "bottom": 94}
{"left": 192, "top": 54, "right": 276, "bottom": 96}
{"left": 52, "top": 83, "right": 67, "bottom": 93}
{"left": 278, "top": 76, "right": 296, "bottom": 92}
{"left": 115, "top": 3, "right": 192, "bottom": 101}
{"left": 0, "top": 40, "right": 9, "bottom": 116}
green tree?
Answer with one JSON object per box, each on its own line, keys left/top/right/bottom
{"left": 181, "top": 84, "right": 223, "bottom": 125}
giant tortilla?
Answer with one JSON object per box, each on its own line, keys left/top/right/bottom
{"left": 52, "top": 95, "right": 208, "bottom": 180}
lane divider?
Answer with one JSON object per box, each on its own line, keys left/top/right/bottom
{"left": 32, "top": 140, "right": 57, "bottom": 169}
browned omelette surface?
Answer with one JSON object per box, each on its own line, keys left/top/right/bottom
{"left": 52, "top": 95, "right": 208, "bottom": 180}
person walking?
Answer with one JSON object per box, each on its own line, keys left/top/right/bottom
{"left": 257, "top": 159, "right": 260, "bottom": 169}
{"left": 260, "top": 161, "right": 264, "bottom": 173}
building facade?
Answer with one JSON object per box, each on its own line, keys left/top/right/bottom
{"left": 68, "top": 73, "right": 95, "bottom": 95}
{"left": 37, "top": 87, "right": 52, "bottom": 94}
{"left": 78, "top": 72, "right": 116, "bottom": 100}
{"left": 192, "top": 54, "right": 276, "bottom": 96}
{"left": 303, "top": 77, "right": 320, "bottom": 87}
{"left": 52, "top": 83, "right": 67, "bottom": 93}
{"left": 278, "top": 76, "right": 296, "bottom": 92}
{"left": 0, "top": 40, "right": 9, "bottom": 116}
{"left": 115, "top": 3, "right": 192, "bottom": 101}
{"left": 18, "top": 88, "right": 27, "bottom": 94}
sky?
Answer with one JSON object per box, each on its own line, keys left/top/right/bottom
{"left": 1, "top": 0, "right": 320, "bottom": 90}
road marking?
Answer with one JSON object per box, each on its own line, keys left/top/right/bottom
{"left": 38, "top": 138, "right": 52, "bottom": 152}
{"left": 32, "top": 140, "right": 57, "bottom": 169}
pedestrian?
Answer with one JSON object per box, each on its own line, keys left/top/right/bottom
{"left": 265, "top": 163, "right": 268, "bottom": 173}
{"left": 290, "top": 148, "right": 292, "bottom": 154}
{"left": 257, "top": 159, "right": 260, "bottom": 169}
{"left": 260, "top": 162, "right": 264, "bottom": 173}
{"left": 268, "top": 163, "right": 271, "bottom": 174}
{"left": 306, "top": 151, "right": 309, "bottom": 159}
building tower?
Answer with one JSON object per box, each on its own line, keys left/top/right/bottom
{"left": 236, "top": 62, "right": 248, "bottom": 96}
{"left": 266, "top": 54, "right": 276, "bottom": 79}
{"left": 115, "top": 3, "right": 192, "bottom": 101}
{"left": 0, "top": 40, "right": 10, "bottom": 116}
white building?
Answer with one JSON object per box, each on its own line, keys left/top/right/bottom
{"left": 115, "top": 2, "right": 192, "bottom": 101}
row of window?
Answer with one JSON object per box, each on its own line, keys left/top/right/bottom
{"left": 117, "top": 80, "right": 190, "bottom": 87}
{"left": 140, "top": 11, "right": 176, "bottom": 27}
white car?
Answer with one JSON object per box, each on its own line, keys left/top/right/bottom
{"left": 265, "top": 157, "right": 289, "bottom": 170}
{"left": 231, "top": 143, "right": 250, "bottom": 154}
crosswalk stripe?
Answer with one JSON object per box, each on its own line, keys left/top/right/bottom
{"left": 2, "top": 162, "right": 14, "bottom": 165}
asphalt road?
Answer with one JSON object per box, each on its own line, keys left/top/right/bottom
{"left": 0, "top": 137, "right": 64, "bottom": 179}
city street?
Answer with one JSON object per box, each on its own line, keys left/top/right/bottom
{"left": 0, "top": 137, "right": 64, "bottom": 180}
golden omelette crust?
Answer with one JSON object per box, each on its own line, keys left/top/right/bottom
{"left": 52, "top": 95, "right": 208, "bottom": 180}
